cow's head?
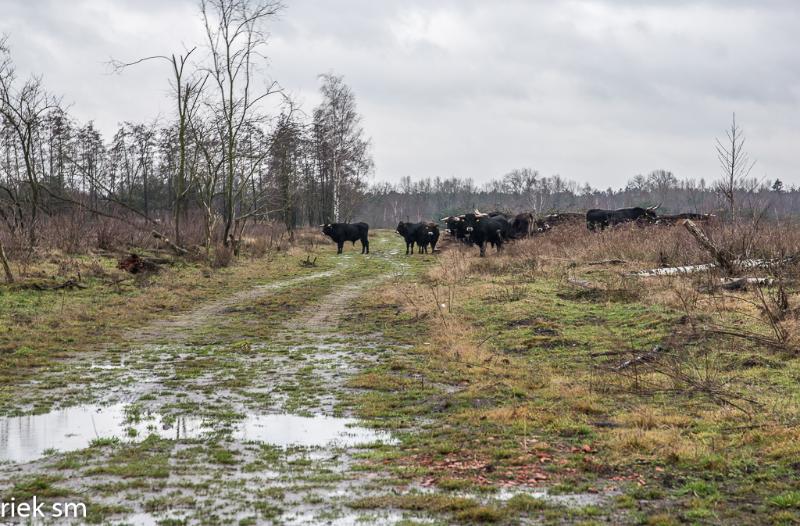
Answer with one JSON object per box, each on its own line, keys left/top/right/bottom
{"left": 321, "top": 224, "right": 334, "bottom": 237}
{"left": 395, "top": 221, "right": 408, "bottom": 235}
{"left": 463, "top": 212, "right": 486, "bottom": 234}
{"left": 640, "top": 204, "right": 660, "bottom": 222}
{"left": 441, "top": 216, "right": 462, "bottom": 235}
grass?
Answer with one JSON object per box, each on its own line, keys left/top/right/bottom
{"left": 0, "top": 244, "right": 342, "bottom": 412}
{"left": 341, "top": 228, "right": 800, "bottom": 524}
{"left": 3, "top": 225, "right": 800, "bottom": 524}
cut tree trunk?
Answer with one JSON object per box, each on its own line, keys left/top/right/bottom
{"left": 682, "top": 219, "right": 736, "bottom": 275}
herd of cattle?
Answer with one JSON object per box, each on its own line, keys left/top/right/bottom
{"left": 320, "top": 206, "right": 712, "bottom": 256}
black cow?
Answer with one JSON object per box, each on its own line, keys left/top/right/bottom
{"left": 463, "top": 212, "right": 511, "bottom": 256}
{"left": 486, "top": 211, "right": 508, "bottom": 219}
{"left": 422, "top": 222, "right": 440, "bottom": 253}
{"left": 655, "top": 213, "right": 713, "bottom": 226}
{"left": 510, "top": 212, "right": 535, "bottom": 238}
{"left": 586, "top": 205, "right": 659, "bottom": 231}
{"left": 534, "top": 212, "right": 585, "bottom": 232}
{"left": 321, "top": 222, "right": 369, "bottom": 254}
{"left": 441, "top": 215, "right": 470, "bottom": 243}
{"left": 396, "top": 221, "right": 439, "bottom": 255}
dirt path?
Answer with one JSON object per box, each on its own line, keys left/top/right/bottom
{"left": 131, "top": 269, "right": 339, "bottom": 342}
{"left": 0, "top": 242, "right": 425, "bottom": 525}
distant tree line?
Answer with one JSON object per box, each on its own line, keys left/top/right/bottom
{"left": 358, "top": 168, "right": 800, "bottom": 228}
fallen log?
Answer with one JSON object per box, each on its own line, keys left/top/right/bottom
{"left": 587, "top": 259, "right": 626, "bottom": 266}
{"left": 43, "top": 279, "right": 87, "bottom": 291}
{"left": 10, "top": 278, "right": 88, "bottom": 291}
{"left": 635, "top": 258, "right": 789, "bottom": 277}
{"left": 682, "top": 219, "right": 735, "bottom": 274}
{"left": 720, "top": 277, "right": 774, "bottom": 291}
{"left": 151, "top": 230, "right": 188, "bottom": 256}
{"left": 567, "top": 278, "right": 594, "bottom": 289}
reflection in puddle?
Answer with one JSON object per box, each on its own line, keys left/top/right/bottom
{"left": 0, "top": 404, "right": 392, "bottom": 463}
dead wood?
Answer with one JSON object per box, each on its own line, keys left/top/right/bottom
{"left": 587, "top": 259, "right": 626, "bottom": 266}
{"left": 151, "top": 230, "right": 188, "bottom": 255}
{"left": 567, "top": 278, "right": 594, "bottom": 289}
{"left": 9, "top": 278, "right": 88, "bottom": 291}
{"left": 300, "top": 255, "right": 317, "bottom": 268}
{"left": 0, "top": 238, "right": 12, "bottom": 283}
{"left": 682, "top": 219, "right": 736, "bottom": 274}
{"left": 720, "top": 277, "right": 774, "bottom": 291}
{"left": 616, "top": 345, "right": 669, "bottom": 371}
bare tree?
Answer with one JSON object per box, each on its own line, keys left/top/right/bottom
{"left": 112, "top": 49, "right": 206, "bottom": 245}
{"left": 200, "top": 0, "right": 283, "bottom": 245}
{"left": 0, "top": 35, "right": 61, "bottom": 249}
{"left": 188, "top": 114, "right": 225, "bottom": 256}
{"left": 716, "top": 113, "right": 756, "bottom": 219}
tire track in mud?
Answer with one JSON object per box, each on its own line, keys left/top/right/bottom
{"left": 130, "top": 268, "right": 340, "bottom": 342}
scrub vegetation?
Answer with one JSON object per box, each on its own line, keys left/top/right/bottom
{"left": 3, "top": 221, "right": 798, "bottom": 525}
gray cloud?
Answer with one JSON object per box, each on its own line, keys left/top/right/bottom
{"left": 1, "top": 0, "right": 798, "bottom": 188}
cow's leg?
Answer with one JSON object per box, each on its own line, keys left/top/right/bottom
{"left": 479, "top": 242, "right": 486, "bottom": 257}
{"left": 363, "top": 238, "right": 369, "bottom": 254}
{"left": 337, "top": 242, "right": 344, "bottom": 254}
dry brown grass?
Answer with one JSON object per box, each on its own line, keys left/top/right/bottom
{"left": 527, "top": 217, "right": 800, "bottom": 268}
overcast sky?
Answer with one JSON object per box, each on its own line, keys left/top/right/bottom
{"left": 2, "top": 0, "right": 798, "bottom": 188}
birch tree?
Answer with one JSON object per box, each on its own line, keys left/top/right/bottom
{"left": 312, "top": 73, "right": 372, "bottom": 223}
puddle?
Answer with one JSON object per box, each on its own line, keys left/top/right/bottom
{"left": 90, "top": 357, "right": 128, "bottom": 370}
{"left": 239, "top": 413, "right": 393, "bottom": 448}
{"left": 0, "top": 404, "right": 393, "bottom": 463}
{"left": 495, "top": 487, "right": 616, "bottom": 508}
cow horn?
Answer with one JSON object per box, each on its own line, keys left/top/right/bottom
{"left": 319, "top": 224, "right": 325, "bottom": 227}
{"left": 647, "top": 203, "right": 662, "bottom": 211}
{"left": 440, "top": 217, "right": 450, "bottom": 222}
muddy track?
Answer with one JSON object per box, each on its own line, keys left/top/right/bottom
{"left": 131, "top": 269, "right": 339, "bottom": 342}
{"left": 0, "top": 246, "right": 419, "bottom": 525}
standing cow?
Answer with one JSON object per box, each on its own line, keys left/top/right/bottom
{"left": 441, "top": 215, "right": 469, "bottom": 243}
{"left": 396, "top": 222, "right": 440, "bottom": 254}
{"left": 422, "top": 222, "right": 440, "bottom": 253}
{"left": 534, "top": 212, "right": 585, "bottom": 232}
{"left": 586, "top": 205, "right": 659, "bottom": 231}
{"left": 321, "top": 223, "right": 370, "bottom": 254}
{"left": 463, "top": 212, "right": 511, "bottom": 257}
{"left": 510, "top": 212, "right": 535, "bottom": 238}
